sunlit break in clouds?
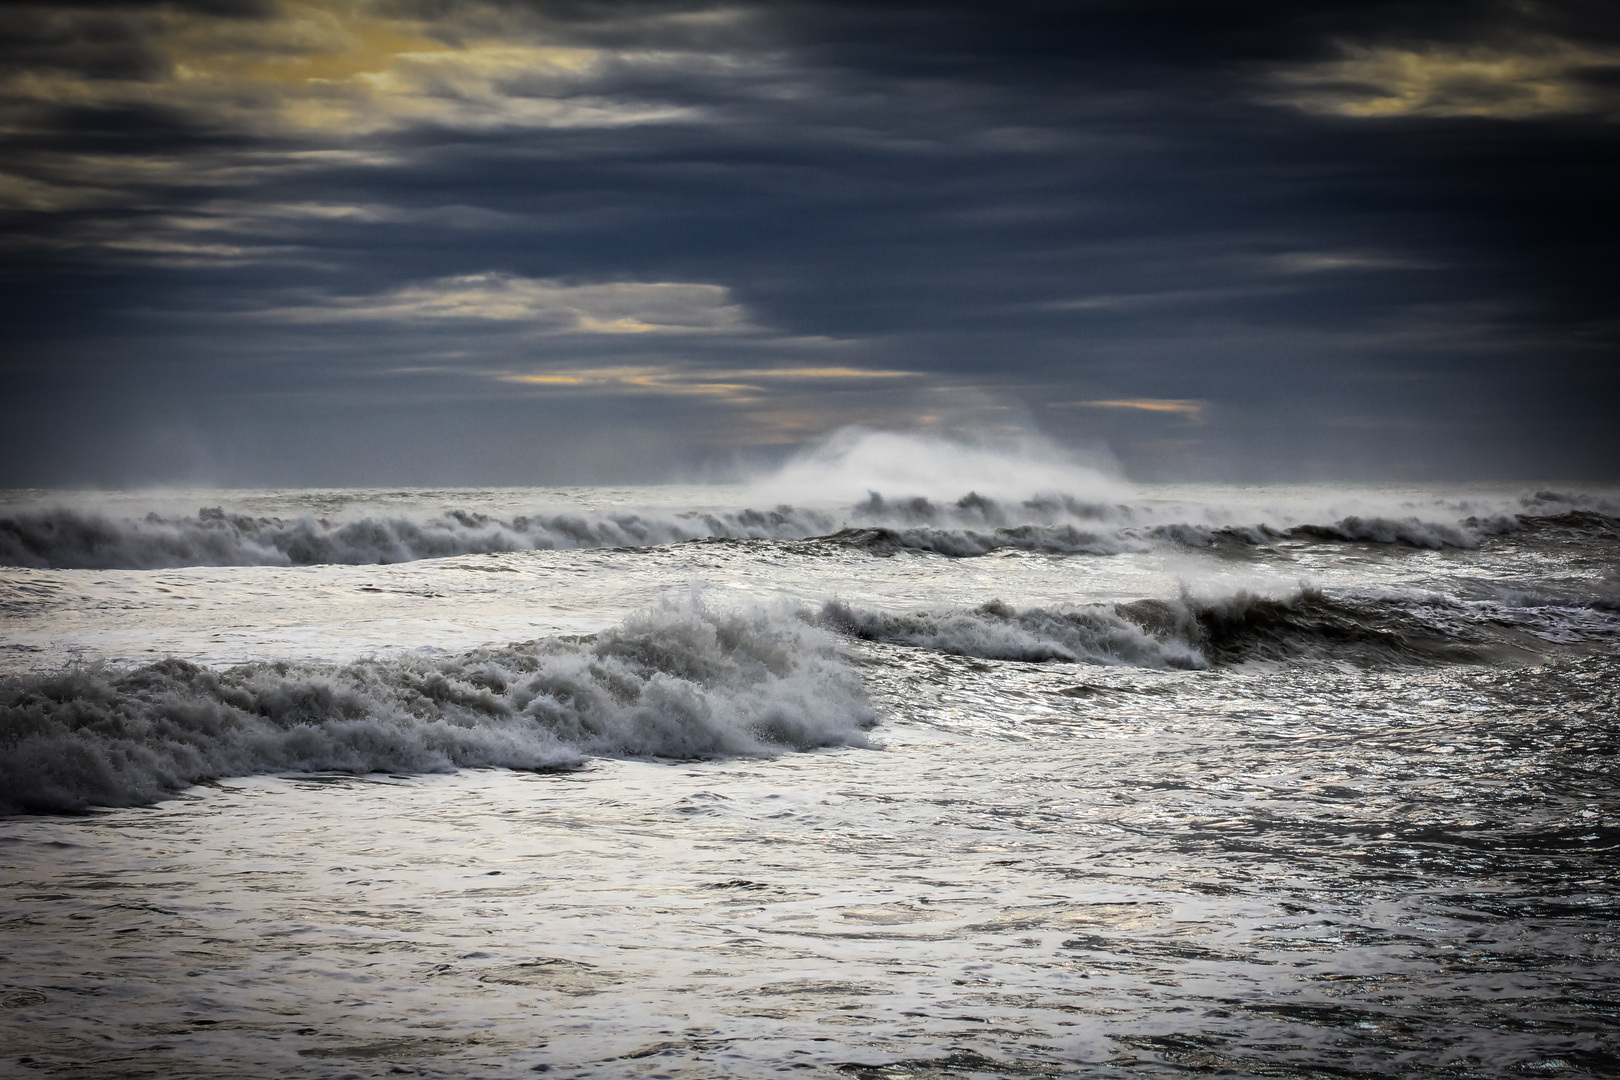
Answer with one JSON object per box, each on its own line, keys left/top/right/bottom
{"left": 1, "top": 0, "right": 1616, "bottom": 484}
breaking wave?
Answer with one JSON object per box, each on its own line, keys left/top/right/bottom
{"left": 0, "top": 598, "right": 873, "bottom": 815}
{"left": 1119, "top": 591, "right": 1479, "bottom": 665}
{"left": 817, "top": 589, "right": 1517, "bottom": 668}
{"left": 2, "top": 482, "right": 1615, "bottom": 570}
{"left": 820, "top": 599, "right": 1203, "bottom": 667}
{"left": 0, "top": 505, "right": 842, "bottom": 570}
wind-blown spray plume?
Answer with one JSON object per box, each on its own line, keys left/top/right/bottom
{"left": 750, "top": 427, "right": 1130, "bottom": 506}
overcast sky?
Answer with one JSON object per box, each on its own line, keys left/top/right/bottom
{"left": 2, "top": 0, "right": 1616, "bottom": 486}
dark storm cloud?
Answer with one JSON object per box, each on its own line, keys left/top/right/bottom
{"left": 1, "top": 0, "right": 1616, "bottom": 484}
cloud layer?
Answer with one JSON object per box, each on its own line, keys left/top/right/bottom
{"left": 2, "top": 0, "right": 1616, "bottom": 484}
{"left": 263, "top": 273, "right": 751, "bottom": 333}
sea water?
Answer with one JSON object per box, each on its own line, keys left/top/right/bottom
{"left": 2, "top": 437, "right": 1617, "bottom": 1077}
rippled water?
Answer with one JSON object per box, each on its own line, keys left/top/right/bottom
{"left": 2, "top": 477, "right": 1617, "bottom": 1078}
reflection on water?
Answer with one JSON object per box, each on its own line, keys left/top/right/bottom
{"left": 3, "top": 647, "right": 1615, "bottom": 1078}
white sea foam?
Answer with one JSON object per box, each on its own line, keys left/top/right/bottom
{"left": 0, "top": 597, "right": 874, "bottom": 814}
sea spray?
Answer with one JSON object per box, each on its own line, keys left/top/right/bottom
{"left": 751, "top": 427, "right": 1129, "bottom": 506}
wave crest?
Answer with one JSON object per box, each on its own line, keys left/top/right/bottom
{"left": 0, "top": 505, "right": 840, "bottom": 570}
{"left": 819, "top": 599, "right": 1202, "bottom": 667}
{"left": 0, "top": 599, "right": 873, "bottom": 814}
{"left": 2, "top": 487, "right": 1614, "bottom": 569}
{"left": 819, "top": 590, "right": 1480, "bottom": 668}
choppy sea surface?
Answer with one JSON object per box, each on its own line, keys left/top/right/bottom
{"left": 3, "top": 445, "right": 1618, "bottom": 1078}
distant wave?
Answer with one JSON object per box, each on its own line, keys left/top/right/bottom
{"left": 0, "top": 599, "right": 873, "bottom": 814}
{"left": 809, "top": 507, "right": 1604, "bottom": 559}
{"left": 1286, "top": 514, "right": 1518, "bottom": 549}
{"left": 816, "top": 523, "right": 1133, "bottom": 558}
{"left": 816, "top": 589, "right": 1547, "bottom": 668}
{"left": 2, "top": 488, "right": 1614, "bottom": 569}
{"left": 0, "top": 505, "right": 838, "bottom": 570}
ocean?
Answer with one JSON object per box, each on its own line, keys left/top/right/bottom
{"left": 2, "top": 436, "right": 1618, "bottom": 1078}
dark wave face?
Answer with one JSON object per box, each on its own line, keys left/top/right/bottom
{"left": 814, "top": 524, "right": 1132, "bottom": 558}
{"left": 819, "top": 587, "right": 1618, "bottom": 669}
{"left": 2, "top": 487, "right": 1616, "bottom": 569}
{"left": 819, "top": 598, "right": 1205, "bottom": 667}
{"left": 0, "top": 600, "right": 873, "bottom": 814}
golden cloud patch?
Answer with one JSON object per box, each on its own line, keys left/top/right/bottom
{"left": 1273, "top": 40, "right": 1620, "bottom": 120}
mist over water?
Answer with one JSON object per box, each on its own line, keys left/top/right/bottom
{"left": 749, "top": 427, "right": 1130, "bottom": 506}
{"left": 1, "top": 430, "right": 1617, "bottom": 1078}
{"left": 2, "top": 429, "right": 1612, "bottom": 571}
